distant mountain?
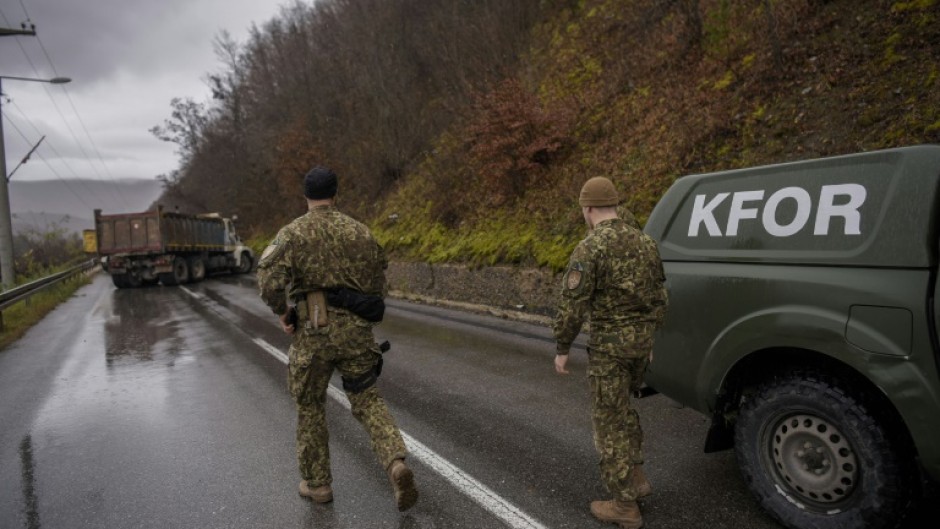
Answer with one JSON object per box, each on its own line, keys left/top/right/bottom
{"left": 9, "top": 178, "right": 163, "bottom": 234}
{"left": 11, "top": 211, "right": 94, "bottom": 236}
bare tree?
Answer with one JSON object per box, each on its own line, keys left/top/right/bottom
{"left": 763, "top": 0, "right": 784, "bottom": 70}
{"left": 149, "top": 97, "right": 208, "bottom": 164}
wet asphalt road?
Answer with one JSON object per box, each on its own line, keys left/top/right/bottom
{"left": 0, "top": 273, "right": 934, "bottom": 529}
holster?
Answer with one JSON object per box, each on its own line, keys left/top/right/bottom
{"left": 341, "top": 341, "right": 391, "bottom": 394}
{"left": 305, "top": 290, "right": 328, "bottom": 328}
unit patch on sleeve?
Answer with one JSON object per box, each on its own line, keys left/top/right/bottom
{"left": 258, "top": 238, "right": 285, "bottom": 267}
{"left": 565, "top": 262, "right": 584, "bottom": 290}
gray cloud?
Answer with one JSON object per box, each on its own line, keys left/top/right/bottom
{"left": 1, "top": 0, "right": 285, "bottom": 183}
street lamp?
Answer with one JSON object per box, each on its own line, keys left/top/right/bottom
{"left": 0, "top": 74, "right": 72, "bottom": 289}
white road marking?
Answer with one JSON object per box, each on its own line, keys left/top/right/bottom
{"left": 252, "top": 337, "right": 289, "bottom": 364}
{"left": 180, "top": 284, "right": 548, "bottom": 527}
{"left": 252, "top": 334, "right": 549, "bottom": 529}
{"left": 180, "top": 286, "right": 201, "bottom": 299}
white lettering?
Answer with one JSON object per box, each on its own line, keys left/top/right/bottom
{"left": 688, "top": 193, "right": 729, "bottom": 237}
{"left": 726, "top": 190, "right": 765, "bottom": 236}
{"left": 814, "top": 184, "right": 866, "bottom": 235}
{"left": 686, "top": 184, "right": 867, "bottom": 238}
{"left": 762, "top": 187, "right": 812, "bottom": 237}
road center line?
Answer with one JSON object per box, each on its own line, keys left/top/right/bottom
{"left": 251, "top": 334, "right": 548, "bottom": 529}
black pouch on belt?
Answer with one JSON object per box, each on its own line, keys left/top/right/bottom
{"left": 326, "top": 287, "right": 385, "bottom": 322}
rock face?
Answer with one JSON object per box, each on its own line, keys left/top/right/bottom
{"left": 386, "top": 262, "right": 562, "bottom": 319}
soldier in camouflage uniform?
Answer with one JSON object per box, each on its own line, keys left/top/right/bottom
{"left": 257, "top": 167, "right": 418, "bottom": 512}
{"left": 553, "top": 177, "right": 668, "bottom": 529}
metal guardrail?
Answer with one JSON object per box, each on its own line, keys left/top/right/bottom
{"left": 0, "top": 259, "right": 99, "bottom": 328}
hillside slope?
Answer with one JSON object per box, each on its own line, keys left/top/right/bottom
{"left": 373, "top": 0, "right": 940, "bottom": 271}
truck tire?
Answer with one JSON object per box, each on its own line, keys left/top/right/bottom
{"left": 124, "top": 271, "right": 143, "bottom": 288}
{"left": 734, "top": 371, "right": 914, "bottom": 529}
{"left": 111, "top": 274, "right": 129, "bottom": 288}
{"left": 188, "top": 257, "right": 206, "bottom": 283}
{"left": 111, "top": 272, "right": 142, "bottom": 288}
{"left": 159, "top": 257, "right": 189, "bottom": 286}
{"left": 236, "top": 252, "right": 253, "bottom": 274}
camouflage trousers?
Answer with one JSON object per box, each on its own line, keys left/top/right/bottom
{"left": 588, "top": 326, "right": 653, "bottom": 502}
{"left": 288, "top": 321, "right": 407, "bottom": 487}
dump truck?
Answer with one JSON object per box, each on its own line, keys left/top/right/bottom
{"left": 94, "top": 207, "right": 254, "bottom": 288}
{"left": 643, "top": 145, "right": 940, "bottom": 529}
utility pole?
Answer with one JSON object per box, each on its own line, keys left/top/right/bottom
{"left": 0, "top": 76, "right": 70, "bottom": 290}
{"left": 0, "top": 24, "right": 38, "bottom": 290}
{"left": 0, "top": 76, "right": 11, "bottom": 289}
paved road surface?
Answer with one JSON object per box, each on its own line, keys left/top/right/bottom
{"left": 0, "top": 273, "right": 934, "bottom": 528}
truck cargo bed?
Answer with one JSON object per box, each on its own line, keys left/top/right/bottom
{"left": 94, "top": 208, "right": 227, "bottom": 256}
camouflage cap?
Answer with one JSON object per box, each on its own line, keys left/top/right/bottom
{"left": 579, "top": 177, "right": 619, "bottom": 207}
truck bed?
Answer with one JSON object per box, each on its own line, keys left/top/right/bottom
{"left": 95, "top": 209, "right": 227, "bottom": 256}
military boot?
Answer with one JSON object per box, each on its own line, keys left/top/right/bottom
{"left": 590, "top": 499, "right": 643, "bottom": 529}
{"left": 298, "top": 480, "right": 333, "bottom": 503}
{"left": 387, "top": 459, "right": 418, "bottom": 511}
{"left": 632, "top": 465, "right": 653, "bottom": 498}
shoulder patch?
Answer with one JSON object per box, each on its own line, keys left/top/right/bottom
{"left": 258, "top": 240, "right": 287, "bottom": 267}
{"left": 566, "top": 270, "right": 582, "bottom": 289}
{"left": 565, "top": 262, "right": 584, "bottom": 290}
{"left": 260, "top": 244, "right": 277, "bottom": 261}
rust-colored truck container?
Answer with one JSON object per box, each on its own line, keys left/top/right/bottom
{"left": 94, "top": 206, "right": 254, "bottom": 288}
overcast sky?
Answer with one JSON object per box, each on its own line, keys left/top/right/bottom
{"left": 0, "top": 0, "right": 288, "bottom": 183}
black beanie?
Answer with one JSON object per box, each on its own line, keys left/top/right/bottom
{"left": 303, "top": 167, "right": 338, "bottom": 199}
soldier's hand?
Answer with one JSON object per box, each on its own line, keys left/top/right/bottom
{"left": 554, "top": 354, "right": 570, "bottom": 375}
{"left": 279, "top": 312, "right": 296, "bottom": 335}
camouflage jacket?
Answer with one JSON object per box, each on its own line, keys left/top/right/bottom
{"left": 257, "top": 205, "right": 387, "bottom": 316}
{"left": 553, "top": 217, "right": 668, "bottom": 355}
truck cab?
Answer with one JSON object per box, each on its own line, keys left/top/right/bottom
{"left": 223, "top": 217, "right": 241, "bottom": 248}
{"left": 643, "top": 145, "right": 940, "bottom": 529}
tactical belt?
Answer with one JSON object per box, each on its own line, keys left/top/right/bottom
{"left": 295, "top": 287, "right": 385, "bottom": 324}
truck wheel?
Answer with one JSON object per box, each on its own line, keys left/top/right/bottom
{"left": 111, "top": 274, "right": 129, "bottom": 288}
{"left": 236, "top": 252, "right": 253, "bottom": 274}
{"left": 124, "top": 271, "right": 143, "bottom": 288}
{"left": 734, "top": 371, "right": 914, "bottom": 529}
{"left": 188, "top": 257, "right": 206, "bottom": 283}
{"left": 159, "top": 257, "right": 189, "bottom": 286}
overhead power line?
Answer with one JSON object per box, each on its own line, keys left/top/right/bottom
{"left": 6, "top": 134, "right": 44, "bottom": 179}
{"left": 2, "top": 112, "right": 94, "bottom": 211}
{"left": 5, "top": 97, "right": 111, "bottom": 205}
{"left": 4, "top": 1, "right": 134, "bottom": 211}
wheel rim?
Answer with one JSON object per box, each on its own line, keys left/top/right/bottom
{"left": 764, "top": 413, "right": 859, "bottom": 508}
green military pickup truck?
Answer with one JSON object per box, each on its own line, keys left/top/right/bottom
{"left": 643, "top": 145, "right": 940, "bottom": 529}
